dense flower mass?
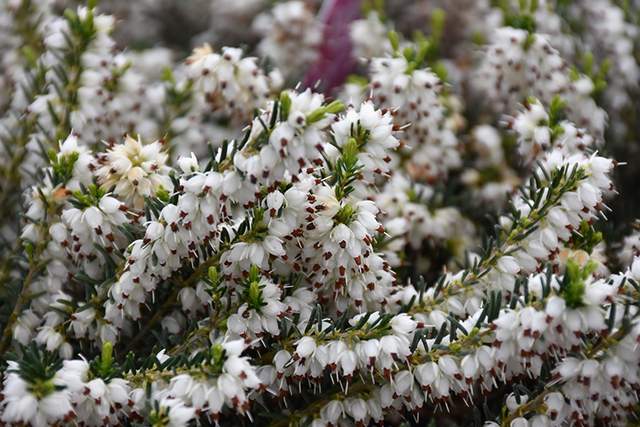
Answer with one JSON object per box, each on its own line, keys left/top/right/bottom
{"left": 0, "top": 1, "right": 639, "bottom": 426}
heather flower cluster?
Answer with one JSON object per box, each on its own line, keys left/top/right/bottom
{"left": 0, "top": 1, "right": 639, "bottom": 426}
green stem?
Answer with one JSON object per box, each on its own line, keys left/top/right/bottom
{"left": 500, "top": 325, "right": 634, "bottom": 426}
{"left": 122, "top": 239, "right": 236, "bottom": 354}
{"left": 0, "top": 258, "right": 45, "bottom": 355}
{"left": 411, "top": 167, "right": 588, "bottom": 314}
{"left": 268, "top": 382, "right": 376, "bottom": 427}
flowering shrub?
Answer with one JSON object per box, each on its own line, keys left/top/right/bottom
{"left": 0, "top": 1, "right": 640, "bottom": 426}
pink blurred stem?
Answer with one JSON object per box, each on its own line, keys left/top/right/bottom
{"left": 303, "top": 0, "right": 361, "bottom": 94}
